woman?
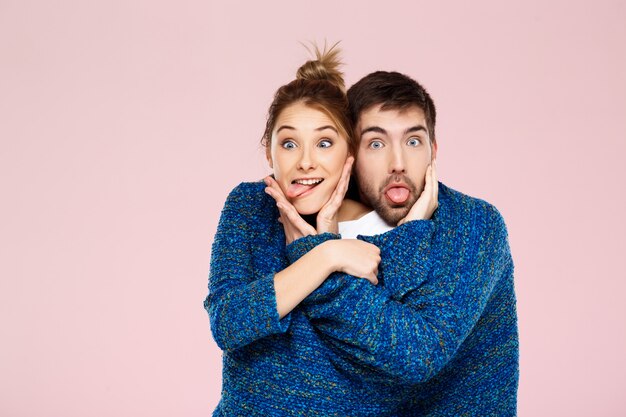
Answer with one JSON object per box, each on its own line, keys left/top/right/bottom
{"left": 205, "top": 45, "right": 436, "bottom": 416}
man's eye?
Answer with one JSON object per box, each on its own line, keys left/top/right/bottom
{"left": 369, "top": 140, "right": 384, "bottom": 149}
{"left": 281, "top": 140, "right": 297, "bottom": 149}
{"left": 407, "top": 138, "right": 421, "bottom": 147}
{"left": 319, "top": 139, "right": 333, "bottom": 148}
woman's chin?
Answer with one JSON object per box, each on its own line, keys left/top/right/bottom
{"left": 292, "top": 200, "right": 324, "bottom": 216}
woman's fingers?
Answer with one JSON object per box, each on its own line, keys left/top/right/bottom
{"left": 362, "top": 273, "right": 378, "bottom": 285}
{"left": 317, "top": 157, "right": 353, "bottom": 233}
{"left": 322, "top": 157, "right": 353, "bottom": 212}
{"left": 266, "top": 176, "right": 316, "bottom": 242}
{"left": 332, "top": 240, "right": 380, "bottom": 285}
{"left": 277, "top": 202, "right": 316, "bottom": 236}
{"left": 337, "top": 156, "right": 354, "bottom": 196}
{"left": 264, "top": 176, "right": 290, "bottom": 205}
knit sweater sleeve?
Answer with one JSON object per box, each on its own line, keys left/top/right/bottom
{"left": 204, "top": 183, "right": 290, "bottom": 351}
{"left": 288, "top": 202, "right": 513, "bottom": 385}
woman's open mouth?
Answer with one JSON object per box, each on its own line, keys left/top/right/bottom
{"left": 286, "top": 178, "right": 324, "bottom": 198}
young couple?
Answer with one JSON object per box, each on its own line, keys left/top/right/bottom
{"left": 204, "top": 45, "right": 518, "bottom": 416}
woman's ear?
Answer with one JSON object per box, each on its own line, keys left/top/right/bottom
{"left": 266, "top": 147, "right": 273, "bottom": 169}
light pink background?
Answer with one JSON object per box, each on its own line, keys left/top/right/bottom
{"left": 1, "top": 1, "right": 624, "bottom": 416}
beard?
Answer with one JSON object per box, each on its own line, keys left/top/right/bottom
{"left": 357, "top": 174, "right": 420, "bottom": 225}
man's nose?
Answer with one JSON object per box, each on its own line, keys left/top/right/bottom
{"left": 389, "top": 146, "right": 406, "bottom": 174}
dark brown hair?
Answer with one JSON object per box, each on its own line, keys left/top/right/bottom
{"left": 347, "top": 71, "right": 437, "bottom": 142}
{"left": 262, "top": 43, "right": 356, "bottom": 154}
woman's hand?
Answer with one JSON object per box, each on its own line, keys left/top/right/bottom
{"left": 321, "top": 239, "right": 380, "bottom": 285}
{"left": 264, "top": 156, "right": 354, "bottom": 243}
{"left": 264, "top": 176, "right": 316, "bottom": 244}
{"left": 316, "top": 156, "right": 354, "bottom": 234}
{"left": 398, "top": 159, "right": 439, "bottom": 225}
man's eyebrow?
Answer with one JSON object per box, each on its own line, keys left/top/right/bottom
{"left": 360, "top": 126, "right": 387, "bottom": 137}
{"left": 316, "top": 125, "right": 338, "bottom": 133}
{"left": 404, "top": 125, "right": 427, "bottom": 135}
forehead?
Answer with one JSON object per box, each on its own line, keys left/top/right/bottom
{"left": 274, "top": 102, "right": 337, "bottom": 132}
{"left": 357, "top": 104, "right": 426, "bottom": 130}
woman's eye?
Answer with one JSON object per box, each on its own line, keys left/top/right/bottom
{"left": 318, "top": 139, "right": 333, "bottom": 148}
{"left": 407, "top": 137, "right": 421, "bottom": 147}
{"left": 281, "top": 140, "right": 297, "bottom": 149}
{"left": 369, "top": 140, "right": 384, "bottom": 149}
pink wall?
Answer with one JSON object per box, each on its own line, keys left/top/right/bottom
{"left": 1, "top": 0, "right": 624, "bottom": 415}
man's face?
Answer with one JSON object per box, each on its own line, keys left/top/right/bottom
{"left": 355, "top": 104, "right": 437, "bottom": 225}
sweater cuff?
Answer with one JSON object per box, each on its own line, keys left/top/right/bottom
{"left": 360, "top": 220, "right": 435, "bottom": 300}
{"left": 247, "top": 273, "right": 292, "bottom": 336}
{"left": 285, "top": 232, "right": 340, "bottom": 264}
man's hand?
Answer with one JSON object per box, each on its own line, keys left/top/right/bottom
{"left": 316, "top": 156, "right": 354, "bottom": 234}
{"left": 398, "top": 160, "right": 438, "bottom": 225}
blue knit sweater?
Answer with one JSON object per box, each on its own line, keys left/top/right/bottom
{"left": 204, "top": 181, "right": 518, "bottom": 416}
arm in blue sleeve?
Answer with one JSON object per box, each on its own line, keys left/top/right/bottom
{"left": 204, "top": 183, "right": 290, "bottom": 351}
{"left": 363, "top": 220, "right": 435, "bottom": 300}
{"left": 289, "top": 204, "right": 513, "bottom": 385}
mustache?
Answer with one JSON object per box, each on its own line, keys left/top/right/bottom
{"left": 379, "top": 174, "right": 418, "bottom": 193}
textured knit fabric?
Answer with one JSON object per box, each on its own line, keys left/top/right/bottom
{"left": 204, "top": 180, "right": 519, "bottom": 416}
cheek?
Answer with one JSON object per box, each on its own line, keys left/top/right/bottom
{"left": 322, "top": 148, "right": 348, "bottom": 174}
{"left": 408, "top": 155, "right": 431, "bottom": 188}
{"left": 271, "top": 151, "right": 295, "bottom": 178}
{"left": 270, "top": 154, "right": 293, "bottom": 195}
{"left": 355, "top": 157, "right": 380, "bottom": 185}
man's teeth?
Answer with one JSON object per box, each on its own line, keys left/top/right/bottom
{"left": 294, "top": 179, "right": 323, "bottom": 185}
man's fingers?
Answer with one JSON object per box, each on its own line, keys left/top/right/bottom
{"left": 424, "top": 164, "right": 432, "bottom": 194}
{"left": 428, "top": 160, "right": 438, "bottom": 210}
{"left": 432, "top": 159, "right": 439, "bottom": 202}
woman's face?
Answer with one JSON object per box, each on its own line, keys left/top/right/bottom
{"left": 268, "top": 102, "right": 349, "bottom": 215}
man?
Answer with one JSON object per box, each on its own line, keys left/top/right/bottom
{"left": 286, "top": 71, "right": 519, "bottom": 415}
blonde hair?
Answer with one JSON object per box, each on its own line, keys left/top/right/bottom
{"left": 262, "top": 42, "right": 355, "bottom": 154}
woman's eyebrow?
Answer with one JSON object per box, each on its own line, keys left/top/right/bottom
{"left": 276, "top": 125, "right": 296, "bottom": 134}
{"left": 316, "top": 125, "right": 338, "bottom": 133}
{"left": 276, "top": 125, "right": 338, "bottom": 134}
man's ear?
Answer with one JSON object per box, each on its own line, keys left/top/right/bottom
{"left": 431, "top": 139, "right": 438, "bottom": 160}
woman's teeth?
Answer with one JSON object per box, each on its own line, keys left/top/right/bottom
{"left": 293, "top": 178, "right": 323, "bottom": 185}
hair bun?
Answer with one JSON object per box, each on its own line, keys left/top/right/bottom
{"left": 296, "top": 42, "right": 345, "bottom": 92}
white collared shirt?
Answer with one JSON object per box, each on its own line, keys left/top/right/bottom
{"left": 338, "top": 210, "right": 394, "bottom": 239}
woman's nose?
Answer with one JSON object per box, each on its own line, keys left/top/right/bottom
{"left": 297, "top": 148, "right": 316, "bottom": 171}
